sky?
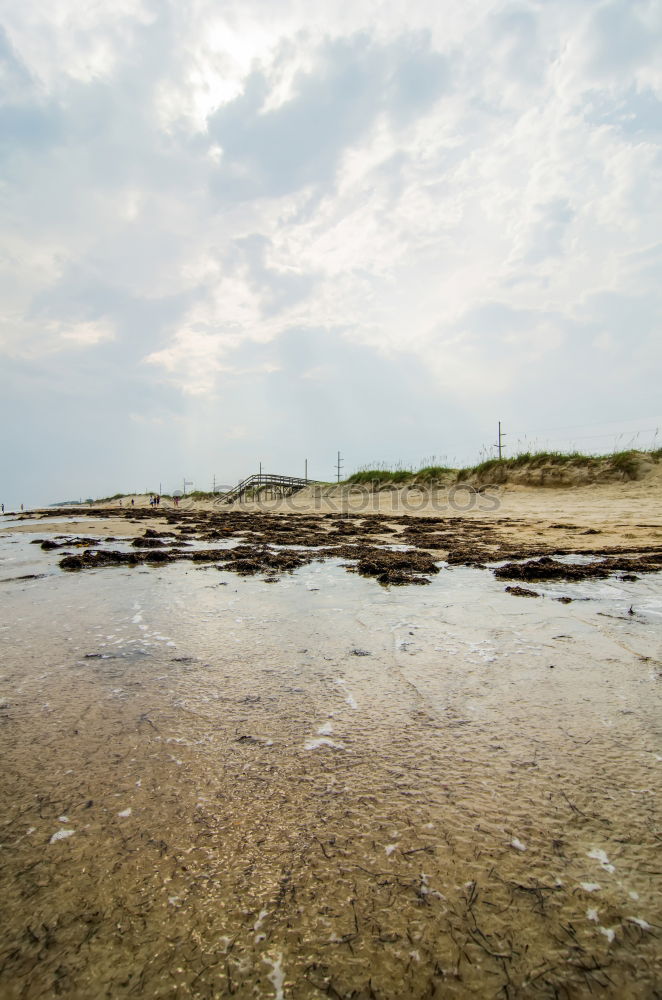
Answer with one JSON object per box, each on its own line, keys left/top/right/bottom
{"left": 0, "top": 0, "right": 661, "bottom": 506}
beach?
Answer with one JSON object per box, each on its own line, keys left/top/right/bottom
{"left": 0, "top": 478, "right": 660, "bottom": 998}
{"left": 5, "top": 0, "right": 661, "bottom": 993}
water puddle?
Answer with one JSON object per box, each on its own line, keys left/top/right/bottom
{"left": 0, "top": 525, "right": 660, "bottom": 997}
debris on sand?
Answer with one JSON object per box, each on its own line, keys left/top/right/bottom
{"left": 49, "top": 829, "right": 75, "bottom": 844}
{"left": 216, "top": 545, "right": 314, "bottom": 578}
{"left": 60, "top": 549, "right": 141, "bottom": 570}
{"left": 36, "top": 537, "right": 99, "bottom": 550}
{"left": 346, "top": 548, "right": 440, "bottom": 585}
{"left": 42, "top": 504, "right": 662, "bottom": 588}
{"left": 505, "top": 586, "right": 540, "bottom": 598}
{"left": 495, "top": 552, "right": 662, "bottom": 583}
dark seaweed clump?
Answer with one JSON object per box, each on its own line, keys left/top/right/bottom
{"left": 60, "top": 549, "right": 171, "bottom": 570}
{"left": 351, "top": 548, "right": 440, "bottom": 585}
{"left": 42, "top": 503, "right": 662, "bottom": 588}
{"left": 505, "top": 586, "right": 540, "bottom": 598}
{"left": 216, "top": 545, "right": 313, "bottom": 577}
{"left": 34, "top": 537, "right": 99, "bottom": 550}
{"left": 495, "top": 552, "right": 662, "bottom": 583}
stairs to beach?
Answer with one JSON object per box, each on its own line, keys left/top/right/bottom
{"left": 215, "top": 473, "right": 315, "bottom": 505}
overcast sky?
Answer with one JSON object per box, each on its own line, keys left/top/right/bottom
{"left": 1, "top": 0, "right": 660, "bottom": 506}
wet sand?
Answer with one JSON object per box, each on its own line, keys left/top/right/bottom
{"left": 0, "top": 501, "right": 660, "bottom": 998}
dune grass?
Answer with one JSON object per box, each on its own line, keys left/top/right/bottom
{"left": 346, "top": 449, "right": 658, "bottom": 486}
{"left": 345, "top": 465, "right": 455, "bottom": 486}
{"left": 456, "top": 449, "right": 653, "bottom": 481}
{"left": 346, "top": 469, "right": 413, "bottom": 485}
{"left": 95, "top": 491, "right": 174, "bottom": 502}
{"left": 416, "top": 465, "right": 456, "bottom": 481}
{"left": 609, "top": 450, "right": 645, "bottom": 479}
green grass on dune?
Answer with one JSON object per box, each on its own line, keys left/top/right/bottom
{"left": 415, "top": 465, "right": 455, "bottom": 481}
{"left": 346, "top": 450, "right": 658, "bottom": 485}
{"left": 346, "top": 469, "right": 413, "bottom": 484}
{"left": 456, "top": 449, "right": 653, "bottom": 481}
{"left": 345, "top": 465, "right": 459, "bottom": 485}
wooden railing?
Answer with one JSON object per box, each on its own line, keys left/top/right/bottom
{"left": 215, "top": 473, "right": 316, "bottom": 504}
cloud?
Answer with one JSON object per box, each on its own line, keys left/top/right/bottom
{"left": 58, "top": 319, "right": 115, "bottom": 345}
{"left": 206, "top": 32, "right": 449, "bottom": 201}
{"left": 233, "top": 233, "right": 318, "bottom": 316}
{"left": 0, "top": 0, "right": 660, "bottom": 505}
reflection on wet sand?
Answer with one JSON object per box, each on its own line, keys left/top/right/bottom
{"left": 0, "top": 519, "right": 660, "bottom": 998}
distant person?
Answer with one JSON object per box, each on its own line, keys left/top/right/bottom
{"left": 1, "top": 503, "right": 4, "bottom": 513}
{"left": 131, "top": 498, "right": 135, "bottom": 506}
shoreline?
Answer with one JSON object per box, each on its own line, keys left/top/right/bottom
{"left": 4, "top": 472, "right": 661, "bottom": 555}
{"left": 3, "top": 478, "right": 662, "bottom": 588}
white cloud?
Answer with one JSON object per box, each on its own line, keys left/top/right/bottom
{"left": 0, "top": 0, "right": 660, "bottom": 504}
{"left": 59, "top": 319, "right": 115, "bottom": 345}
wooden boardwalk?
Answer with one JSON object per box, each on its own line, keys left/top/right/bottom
{"left": 215, "top": 473, "right": 316, "bottom": 504}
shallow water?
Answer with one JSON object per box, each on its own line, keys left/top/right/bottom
{"left": 0, "top": 522, "right": 660, "bottom": 998}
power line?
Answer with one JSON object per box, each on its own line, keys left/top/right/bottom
{"left": 512, "top": 428, "right": 659, "bottom": 443}
{"left": 508, "top": 418, "right": 661, "bottom": 437}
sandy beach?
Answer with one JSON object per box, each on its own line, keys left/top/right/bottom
{"left": 5, "top": 0, "right": 661, "bottom": 994}
{"left": 9, "top": 459, "right": 662, "bottom": 556}
{"left": 0, "top": 474, "right": 660, "bottom": 998}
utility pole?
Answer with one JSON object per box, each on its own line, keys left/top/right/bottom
{"left": 259, "top": 461, "right": 262, "bottom": 480}
{"left": 183, "top": 478, "right": 193, "bottom": 495}
{"left": 336, "top": 451, "right": 343, "bottom": 483}
{"left": 305, "top": 458, "right": 308, "bottom": 483}
{"left": 494, "top": 421, "right": 506, "bottom": 459}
